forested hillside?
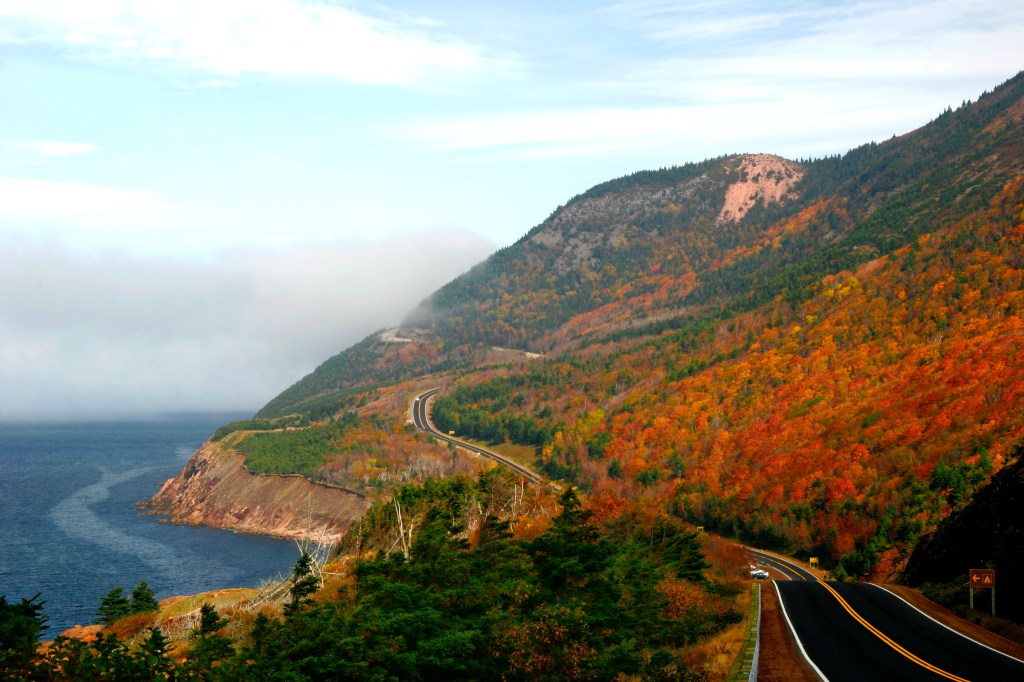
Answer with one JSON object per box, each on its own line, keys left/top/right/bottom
{"left": 902, "top": 442, "right": 1024, "bottom": 621}
{"left": 15, "top": 68, "right": 1024, "bottom": 682}
{"left": 234, "top": 72, "right": 1024, "bottom": 582}
{"left": 6, "top": 475, "right": 751, "bottom": 680}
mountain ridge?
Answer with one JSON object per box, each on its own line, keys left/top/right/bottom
{"left": 262, "top": 71, "right": 1024, "bottom": 421}
{"left": 169, "top": 71, "right": 1024, "bottom": 591}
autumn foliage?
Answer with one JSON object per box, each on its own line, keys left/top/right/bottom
{"left": 432, "top": 176, "right": 1024, "bottom": 578}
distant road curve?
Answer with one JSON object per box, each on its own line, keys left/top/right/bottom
{"left": 752, "top": 549, "right": 1024, "bottom": 681}
{"left": 750, "top": 549, "right": 818, "bottom": 581}
{"left": 411, "top": 388, "right": 557, "bottom": 490}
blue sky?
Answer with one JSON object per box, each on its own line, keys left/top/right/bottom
{"left": 1, "top": 1, "right": 1022, "bottom": 419}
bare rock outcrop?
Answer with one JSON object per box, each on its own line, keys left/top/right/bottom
{"left": 146, "top": 442, "right": 369, "bottom": 541}
{"left": 717, "top": 154, "right": 803, "bottom": 224}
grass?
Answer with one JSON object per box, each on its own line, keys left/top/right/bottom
{"left": 680, "top": 587, "right": 751, "bottom": 681}
{"left": 158, "top": 588, "right": 259, "bottom": 620}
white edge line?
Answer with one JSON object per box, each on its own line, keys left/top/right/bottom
{"left": 774, "top": 580, "right": 832, "bottom": 682}
{"left": 869, "top": 583, "right": 1024, "bottom": 665}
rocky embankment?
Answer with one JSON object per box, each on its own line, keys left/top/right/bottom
{"left": 145, "top": 442, "right": 369, "bottom": 541}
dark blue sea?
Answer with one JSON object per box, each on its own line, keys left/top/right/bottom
{"left": 0, "top": 415, "right": 298, "bottom": 635}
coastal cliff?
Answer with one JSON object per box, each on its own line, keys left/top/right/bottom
{"left": 146, "top": 441, "right": 369, "bottom": 541}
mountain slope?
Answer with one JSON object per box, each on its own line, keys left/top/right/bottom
{"left": 901, "top": 443, "right": 1024, "bottom": 621}
{"left": 211, "top": 72, "right": 1024, "bottom": 581}
{"left": 261, "top": 72, "right": 1024, "bottom": 420}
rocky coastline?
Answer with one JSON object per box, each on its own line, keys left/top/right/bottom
{"left": 144, "top": 441, "right": 369, "bottom": 542}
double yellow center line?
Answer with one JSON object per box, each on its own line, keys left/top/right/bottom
{"left": 817, "top": 581, "right": 970, "bottom": 682}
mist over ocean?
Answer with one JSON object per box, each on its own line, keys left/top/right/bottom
{"left": 0, "top": 415, "right": 298, "bottom": 634}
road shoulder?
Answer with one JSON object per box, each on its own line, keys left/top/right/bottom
{"left": 755, "top": 581, "right": 820, "bottom": 682}
{"left": 879, "top": 584, "right": 1024, "bottom": 661}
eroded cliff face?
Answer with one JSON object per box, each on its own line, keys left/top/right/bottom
{"left": 146, "top": 442, "right": 369, "bottom": 541}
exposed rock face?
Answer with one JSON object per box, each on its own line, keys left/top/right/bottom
{"left": 527, "top": 171, "right": 720, "bottom": 275}
{"left": 718, "top": 154, "right": 803, "bottom": 224}
{"left": 146, "top": 442, "right": 369, "bottom": 541}
{"left": 523, "top": 153, "right": 804, "bottom": 276}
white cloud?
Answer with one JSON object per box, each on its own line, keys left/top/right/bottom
{"left": 0, "top": 0, "right": 513, "bottom": 87}
{"left": 396, "top": 0, "right": 1024, "bottom": 160}
{"left": 393, "top": 95, "right": 910, "bottom": 162}
{"left": 0, "top": 177, "right": 185, "bottom": 229}
{"left": 0, "top": 228, "right": 495, "bottom": 420}
{"left": 609, "top": 0, "right": 1024, "bottom": 86}
{"left": 12, "top": 140, "right": 100, "bottom": 158}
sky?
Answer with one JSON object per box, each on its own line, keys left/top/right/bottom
{"left": 1, "top": 1, "right": 1022, "bottom": 421}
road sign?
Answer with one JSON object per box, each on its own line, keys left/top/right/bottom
{"left": 970, "top": 568, "right": 995, "bottom": 588}
{"left": 809, "top": 557, "right": 819, "bottom": 568}
{"left": 969, "top": 569, "right": 997, "bottom": 616}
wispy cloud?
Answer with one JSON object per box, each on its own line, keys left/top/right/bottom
{"left": 397, "top": 0, "right": 1024, "bottom": 159}
{"left": 11, "top": 140, "right": 100, "bottom": 158}
{"left": 393, "top": 95, "right": 916, "bottom": 162}
{"left": 605, "top": 0, "right": 1024, "bottom": 48}
{"left": 606, "top": 0, "right": 1024, "bottom": 81}
{"left": 0, "top": 0, "right": 516, "bottom": 87}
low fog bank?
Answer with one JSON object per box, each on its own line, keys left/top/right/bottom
{"left": 0, "top": 228, "right": 494, "bottom": 422}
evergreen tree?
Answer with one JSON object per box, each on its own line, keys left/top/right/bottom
{"left": 95, "top": 586, "right": 131, "bottom": 625}
{"left": 136, "top": 626, "right": 172, "bottom": 678}
{"left": 0, "top": 593, "right": 47, "bottom": 675}
{"left": 529, "top": 487, "right": 615, "bottom": 593}
{"left": 187, "top": 603, "right": 233, "bottom": 673}
{"left": 196, "top": 602, "right": 227, "bottom": 637}
{"left": 286, "top": 552, "right": 320, "bottom": 615}
{"left": 130, "top": 580, "right": 160, "bottom": 614}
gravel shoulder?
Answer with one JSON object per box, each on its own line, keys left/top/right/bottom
{"left": 755, "top": 581, "right": 821, "bottom": 682}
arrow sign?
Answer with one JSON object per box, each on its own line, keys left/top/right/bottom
{"left": 970, "top": 568, "right": 996, "bottom": 588}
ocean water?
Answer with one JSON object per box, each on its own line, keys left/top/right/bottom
{"left": 0, "top": 415, "right": 299, "bottom": 635}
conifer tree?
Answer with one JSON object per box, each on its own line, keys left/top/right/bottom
{"left": 0, "top": 593, "right": 47, "bottom": 674}
{"left": 286, "top": 551, "right": 320, "bottom": 615}
{"left": 187, "top": 603, "right": 232, "bottom": 672}
{"left": 96, "top": 586, "right": 131, "bottom": 625}
{"left": 137, "top": 627, "right": 172, "bottom": 678}
{"left": 130, "top": 580, "right": 160, "bottom": 614}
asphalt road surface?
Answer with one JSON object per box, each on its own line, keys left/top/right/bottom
{"left": 755, "top": 551, "right": 1024, "bottom": 681}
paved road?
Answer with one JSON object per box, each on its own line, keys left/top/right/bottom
{"left": 758, "top": 551, "right": 1024, "bottom": 681}
{"left": 751, "top": 549, "right": 817, "bottom": 581}
{"left": 411, "top": 388, "right": 554, "bottom": 488}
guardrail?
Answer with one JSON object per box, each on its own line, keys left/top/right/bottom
{"left": 729, "top": 582, "right": 762, "bottom": 681}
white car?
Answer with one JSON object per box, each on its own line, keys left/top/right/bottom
{"left": 749, "top": 568, "right": 770, "bottom": 579}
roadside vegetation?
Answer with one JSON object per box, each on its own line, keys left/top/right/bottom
{"left": 2, "top": 474, "right": 752, "bottom": 681}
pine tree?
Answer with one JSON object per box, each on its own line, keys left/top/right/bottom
{"left": 196, "top": 602, "right": 227, "bottom": 637}
{"left": 96, "top": 586, "right": 131, "bottom": 625}
{"left": 286, "top": 551, "right": 320, "bottom": 615}
{"left": 187, "top": 603, "right": 232, "bottom": 672}
{"left": 130, "top": 580, "right": 160, "bottom": 614}
{"left": 136, "top": 627, "right": 172, "bottom": 678}
{"left": 0, "top": 593, "right": 48, "bottom": 674}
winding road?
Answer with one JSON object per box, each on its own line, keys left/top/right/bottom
{"left": 751, "top": 550, "right": 1024, "bottom": 681}
{"left": 411, "top": 388, "right": 555, "bottom": 489}
{"left": 410, "top": 390, "right": 1022, "bottom": 679}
